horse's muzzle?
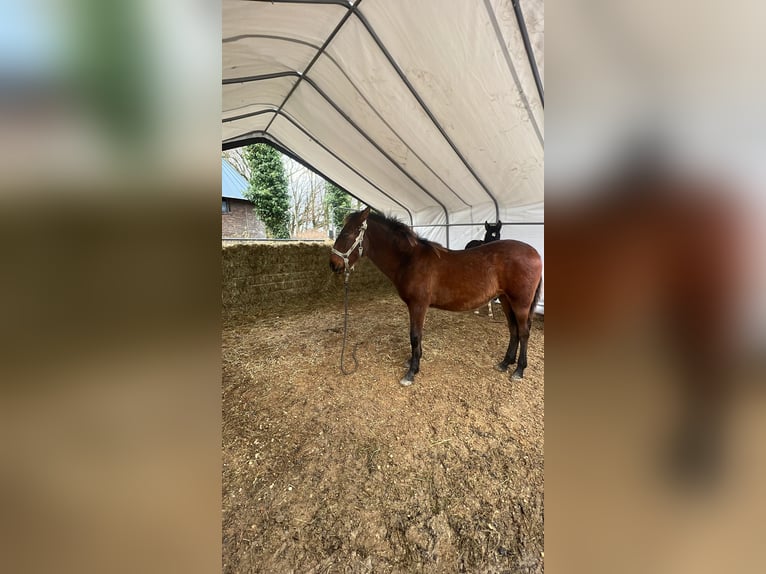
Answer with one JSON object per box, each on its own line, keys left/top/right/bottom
{"left": 329, "top": 255, "right": 344, "bottom": 274}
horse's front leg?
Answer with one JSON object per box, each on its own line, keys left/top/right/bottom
{"left": 400, "top": 303, "right": 427, "bottom": 386}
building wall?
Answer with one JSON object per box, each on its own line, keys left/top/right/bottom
{"left": 222, "top": 198, "right": 266, "bottom": 238}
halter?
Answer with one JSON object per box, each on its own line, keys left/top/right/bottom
{"left": 330, "top": 220, "right": 367, "bottom": 278}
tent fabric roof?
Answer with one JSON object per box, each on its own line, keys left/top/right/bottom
{"left": 221, "top": 158, "right": 250, "bottom": 200}
{"left": 222, "top": 0, "right": 543, "bottom": 253}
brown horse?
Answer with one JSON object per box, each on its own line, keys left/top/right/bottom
{"left": 330, "top": 207, "right": 542, "bottom": 386}
{"left": 465, "top": 220, "right": 504, "bottom": 318}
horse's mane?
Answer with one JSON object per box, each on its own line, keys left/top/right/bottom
{"left": 368, "top": 211, "right": 446, "bottom": 253}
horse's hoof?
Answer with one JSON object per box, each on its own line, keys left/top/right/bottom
{"left": 495, "top": 362, "right": 509, "bottom": 372}
{"left": 399, "top": 377, "right": 414, "bottom": 387}
{"left": 511, "top": 371, "right": 523, "bottom": 381}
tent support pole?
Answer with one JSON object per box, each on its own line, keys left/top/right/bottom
{"left": 511, "top": 0, "right": 544, "bottom": 108}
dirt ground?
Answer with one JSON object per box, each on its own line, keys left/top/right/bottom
{"left": 222, "top": 292, "right": 544, "bottom": 573}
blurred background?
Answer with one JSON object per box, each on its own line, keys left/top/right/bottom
{"left": 1, "top": 1, "right": 765, "bottom": 573}
{"left": 0, "top": 2, "right": 221, "bottom": 574}
{"left": 544, "top": 1, "right": 766, "bottom": 573}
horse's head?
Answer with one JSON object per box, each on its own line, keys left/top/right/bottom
{"left": 329, "top": 207, "right": 371, "bottom": 275}
{"left": 484, "top": 220, "right": 503, "bottom": 242}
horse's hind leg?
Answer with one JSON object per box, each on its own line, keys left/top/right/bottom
{"left": 496, "top": 295, "right": 519, "bottom": 372}
{"left": 510, "top": 303, "right": 532, "bottom": 381}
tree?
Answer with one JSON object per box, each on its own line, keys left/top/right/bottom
{"left": 243, "top": 144, "right": 291, "bottom": 239}
{"left": 284, "top": 157, "right": 328, "bottom": 237}
{"left": 325, "top": 182, "right": 353, "bottom": 232}
{"left": 222, "top": 148, "right": 250, "bottom": 180}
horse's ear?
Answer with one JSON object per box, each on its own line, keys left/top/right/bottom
{"left": 484, "top": 221, "right": 490, "bottom": 230}
{"left": 361, "top": 206, "right": 371, "bottom": 219}
{"left": 497, "top": 220, "right": 503, "bottom": 228}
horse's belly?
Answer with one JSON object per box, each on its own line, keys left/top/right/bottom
{"left": 431, "top": 300, "right": 487, "bottom": 312}
{"left": 430, "top": 291, "right": 497, "bottom": 312}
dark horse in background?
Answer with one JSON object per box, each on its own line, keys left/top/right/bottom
{"left": 465, "top": 220, "right": 503, "bottom": 249}
{"left": 465, "top": 220, "right": 503, "bottom": 317}
{"left": 330, "top": 208, "right": 542, "bottom": 386}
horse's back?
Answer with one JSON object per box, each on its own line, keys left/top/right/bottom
{"left": 475, "top": 240, "right": 542, "bottom": 274}
{"left": 419, "top": 239, "right": 541, "bottom": 311}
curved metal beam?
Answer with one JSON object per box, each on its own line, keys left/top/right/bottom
{"left": 244, "top": 0, "right": 351, "bottom": 5}
{"left": 263, "top": 0, "right": 359, "bottom": 134}
{"left": 222, "top": 70, "right": 298, "bottom": 85}
{"left": 223, "top": 109, "right": 415, "bottom": 224}
{"left": 244, "top": 133, "right": 393, "bottom": 226}
{"left": 221, "top": 34, "right": 474, "bottom": 211}
{"left": 484, "top": 0, "right": 543, "bottom": 147}
{"left": 301, "top": 76, "right": 458, "bottom": 222}
{"left": 511, "top": 0, "right": 544, "bottom": 108}
{"left": 224, "top": 1, "right": 451, "bottom": 240}
{"left": 223, "top": 73, "right": 463, "bottom": 227}
{"left": 352, "top": 6, "right": 500, "bottom": 222}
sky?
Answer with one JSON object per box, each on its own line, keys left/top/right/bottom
{"left": 0, "top": 2, "right": 60, "bottom": 79}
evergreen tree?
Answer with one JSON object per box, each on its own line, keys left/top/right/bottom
{"left": 324, "top": 182, "right": 353, "bottom": 232}
{"left": 243, "top": 144, "right": 291, "bottom": 239}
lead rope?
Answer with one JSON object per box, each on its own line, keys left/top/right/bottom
{"left": 339, "top": 271, "right": 360, "bottom": 375}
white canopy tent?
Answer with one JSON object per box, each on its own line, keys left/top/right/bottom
{"left": 222, "top": 0, "right": 543, "bottom": 264}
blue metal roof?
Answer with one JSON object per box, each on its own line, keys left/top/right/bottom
{"left": 222, "top": 158, "right": 250, "bottom": 200}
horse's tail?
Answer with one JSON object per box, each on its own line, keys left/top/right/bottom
{"left": 529, "top": 278, "right": 542, "bottom": 325}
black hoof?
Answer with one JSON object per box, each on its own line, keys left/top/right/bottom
{"left": 496, "top": 361, "right": 509, "bottom": 372}
{"left": 511, "top": 369, "right": 524, "bottom": 380}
